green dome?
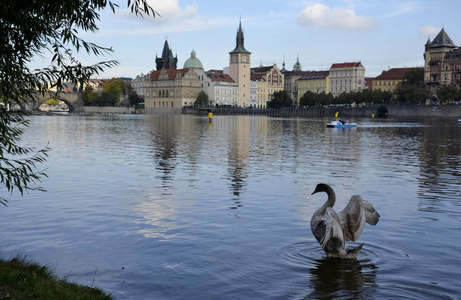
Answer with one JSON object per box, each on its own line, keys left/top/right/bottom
{"left": 183, "top": 50, "right": 203, "bottom": 69}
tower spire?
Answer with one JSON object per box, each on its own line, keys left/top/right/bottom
{"left": 229, "top": 19, "right": 251, "bottom": 54}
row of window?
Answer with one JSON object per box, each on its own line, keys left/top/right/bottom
{"left": 330, "top": 71, "right": 363, "bottom": 78}
{"left": 373, "top": 81, "right": 397, "bottom": 86}
{"left": 152, "top": 101, "right": 174, "bottom": 108}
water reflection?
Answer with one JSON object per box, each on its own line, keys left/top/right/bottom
{"left": 226, "top": 117, "right": 250, "bottom": 209}
{"left": 308, "top": 258, "right": 377, "bottom": 299}
{"left": 144, "top": 114, "right": 181, "bottom": 190}
{"left": 418, "top": 123, "right": 461, "bottom": 212}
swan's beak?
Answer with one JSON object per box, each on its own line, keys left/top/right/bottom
{"left": 311, "top": 189, "right": 318, "bottom": 195}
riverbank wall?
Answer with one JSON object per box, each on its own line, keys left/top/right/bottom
{"left": 337, "top": 104, "right": 461, "bottom": 118}
{"left": 182, "top": 105, "right": 461, "bottom": 119}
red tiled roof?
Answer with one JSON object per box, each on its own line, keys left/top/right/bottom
{"left": 330, "top": 62, "right": 362, "bottom": 69}
{"left": 209, "top": 74, "right": 235, "bottom": 83}
{"left": 374, "top": 67, "right": 423, "bottom": 80}
{"left": 150, "top": 68, "right": 190, "bottom": 80}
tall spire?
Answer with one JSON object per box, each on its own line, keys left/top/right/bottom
{"left": 229, "top": 19, "right": 251, "bottom": 54}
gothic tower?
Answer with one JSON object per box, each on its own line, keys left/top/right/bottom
{"left": 156, "top": 40, "right": 178, "bottom": 70}
{"left": 229, "top": 20, "right": 251, "bottom": 107}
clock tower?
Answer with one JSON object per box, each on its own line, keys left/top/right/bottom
{"left": 229, "top": 20, "right": 251, "bottom": 107}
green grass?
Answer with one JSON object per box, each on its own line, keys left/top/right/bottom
{"left": 0, "top": 256, "right": 112, "bottom": 299}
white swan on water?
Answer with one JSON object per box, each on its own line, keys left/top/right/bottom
{"left": 310, "top": 183, "right": 380, "bottom": 259}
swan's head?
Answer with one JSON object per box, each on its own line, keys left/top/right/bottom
{"left": 311, "top": 183, "right": 331, "bottom": 195}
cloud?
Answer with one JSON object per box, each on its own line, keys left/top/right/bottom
{"left": 149, "top": 0, "right": 197, "bottom": 20}
{"left": 118, "top": 0, "right": 197, "bottom": 21}
{"left": 419, "top": 26, "right": 440, "bottom": 38}
{"left": 297, "top": 3, "right": 377, "bottom": 30}
{"left": 381, "top": 1, "right": 426, "bottom": 18}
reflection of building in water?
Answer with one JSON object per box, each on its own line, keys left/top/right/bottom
{"left": 226, "top": 116, "right": 251, "bottom": 208}
{"left": 145, "top": 114, "right": 180, "bottom": 188}
{"left": 136, "top": 115, "right": 205, "bottom": 238}
{"left": 417, "top": 124, "right": 460, "bottom": 210}
{"left": 144, "top": 114, "right": 205, "bottom": 189}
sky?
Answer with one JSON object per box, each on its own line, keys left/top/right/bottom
{"left": 34, "top": 0, "right": 461, "bottom": 79}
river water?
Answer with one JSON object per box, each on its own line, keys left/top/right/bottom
{"left": 1, "top": 114, "right": 460, "bottom": 299}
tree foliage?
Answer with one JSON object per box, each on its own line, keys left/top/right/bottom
{"left": 0, "top": 0, "right": 157, "bottom": 204}
{"left": 195, "top": 91, "right": 209, "bottom": 106}
{"left": 437, "top": 85, "right": 461, "bottom": 104}
{"left": 268, "top": 90, "right": 292, "bottom": 108}
{"left": 0, "top": 110, "right": 49, "bottom": 206}
{"left": 300, "top": 91, "right": 334, "bottom": 107}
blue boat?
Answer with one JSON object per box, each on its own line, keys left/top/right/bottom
{"left": 326, "top": 120, "right": 357, "bottom": 128}
{"left": 327, "top": 111, "right": 357, "bottom": 128}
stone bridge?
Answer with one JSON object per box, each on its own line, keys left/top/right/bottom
{"left": 22, "top": 91, "right": 84, "bottom": 113}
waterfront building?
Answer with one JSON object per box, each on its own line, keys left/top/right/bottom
{"left": 203, "top": 71, "right": 238, "bottom": 106}
{"left": 424, "top": 28, "right": 461, "bottom": 99}
{"left": 156, "top": 40, "right": 178, "bottom": 70}
{"left": 284, "top": 70, "right": 312, "bottom": 106}
{"left": 372, "top": 67, "right": 423, "bottom": 93}
{"left": 251, "top": 64, "right": 284, "bottom": 108}
{"left": 329, "top": 62, "right": 365, "bottom": 97}
{"left": 253, "top": 75, "right": 267, "bottom": 108}
{"left": 229, "top": 21, "right": 251, "bottom": 107}
{"left": 250, "top": 80, "right": 258, "bottom": 107}
{"left": 132, "top": 74, "right": 146, "bottom": 98}
{"left": 297, "top": 71, "right": 330, "bottom": 104}
{"left": 144, "top": 68, "right": 200, "bottom": 112}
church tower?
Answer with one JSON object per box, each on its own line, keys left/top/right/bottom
{"left": 156, "top": 40, "right": 178, "bottom": 70}
{"left": 229, "top": 20, "right": 251, "bottom": 107}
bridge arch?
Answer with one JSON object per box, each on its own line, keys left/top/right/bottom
{"left": 23, "top": 91, "right": 84, "bottom": 113}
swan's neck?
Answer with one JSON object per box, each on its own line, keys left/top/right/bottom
{"left": 321, "top": 185, "right": 336, "bottom": 211}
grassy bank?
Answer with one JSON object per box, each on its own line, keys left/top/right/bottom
{"left": 0, "top": 256, "right": 111, "bottom": 300}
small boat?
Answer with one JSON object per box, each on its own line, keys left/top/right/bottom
{"left": 326, "top": 120, "right": 357, "bottom": 128}
{"left": 458, "top": 118, "right": 461, "bottom": 123}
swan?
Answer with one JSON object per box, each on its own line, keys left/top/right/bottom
{"left": 310, "top": 183, "right": 380, "bottom": 259}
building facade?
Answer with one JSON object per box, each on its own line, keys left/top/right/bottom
{"left": 144, "top": 68, "right": 200, "bottom": 112}
{"left": 251, "top": 65, "right": 284, "bottom": 108}
{"left": 229, "top": 21, "right": 251, "bottom": 107}
{"left": 283, "top": 71, "right": 311, "bottom": 106}
{"left": 372, "top": 67, "right": 423, "bottom": 93}
{"left": 203, "top": 71, "right": 238, "bottom": 106}
{"left": 132, "top": 74, "right": 146, "bottom": 98}
{"left": 329, "top": 62, "right": 365, "bottom": 97}
{"left": 424, "top": 28, "right": 461, "bottom": 99}
{"left": 250, "top": 80, "right": 258, "bottom": 107}
{"left": 297, "top": 71, "right": 330, "bottom": 104}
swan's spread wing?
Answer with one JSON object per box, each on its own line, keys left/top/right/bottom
{"left": 320, "top": 207, "right": 345, "bottom": 250}
{"left": 339, "top": 195, "right": 380, "bottom": 241}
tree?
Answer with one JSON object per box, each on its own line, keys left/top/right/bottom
{"left": 394, "top": 69, "right": 427, "bottom": 104}
{"left": 0, "top": 111, "right": 49, "bottom": 206}
{"left": 128, "top": 90, "right": 143, "bottom": 106}
{"left": 437, "top": 85, "right": 460, "bottom": 104}
{"left": 83, "top": 86, "right": 100, "bottom": 106}
{"left": 299, "top": 91, "right": 316, "bottom": 107}
{"left": 43, "top": 98, "right": 61, "bottom": 106}
{"left": 1, "top": 0, "right": 157, "bottom": 205}
{"left": 268, "top": 90, "right": 291, "bottom": 108}
{"left": 195, "top": 91, "right": 209, "bottom": 106}
{"left": 102, "top": 78, "right": 130, "bottom": 105}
